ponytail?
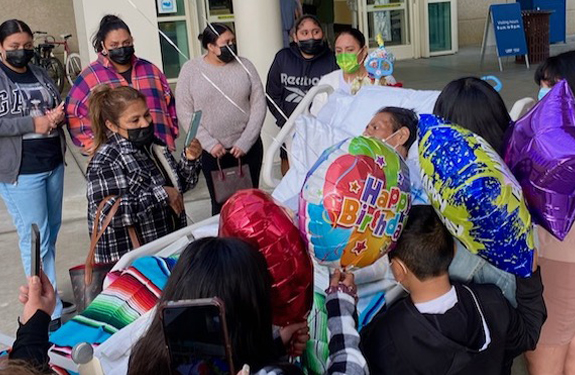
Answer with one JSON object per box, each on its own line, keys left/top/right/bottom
{"left": 92, "top": 15, "right": 131, "bottom": 53}
{"left": 89, "top": 84, "right": 146, "bottom": 154}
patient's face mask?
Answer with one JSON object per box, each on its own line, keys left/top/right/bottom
{"left": 364, "top": 125, "right": 401, "bottom": 150}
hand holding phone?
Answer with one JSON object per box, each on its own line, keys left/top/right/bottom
{"left": 185, "top": 111, "right": 202, "bottom": 148}
{"left": 19, "top": 269, "right": 57, "bottom": 324}
{"left": 161, "top": 298, "right": 235, "bottom": 375}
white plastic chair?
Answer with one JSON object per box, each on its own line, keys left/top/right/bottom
{"left": 509, "top": 97, "right": 536, "bottom": 121}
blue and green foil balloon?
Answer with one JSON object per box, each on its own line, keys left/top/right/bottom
{"left": 418, "top": 114, "right": 535, "bottom": 277}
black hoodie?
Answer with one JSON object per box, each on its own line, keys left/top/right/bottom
{"left": 360, "top": 270, "right": 546, "bottom": 375}
{"left": 266, "top": 42, "right": 338, "bottom": 127}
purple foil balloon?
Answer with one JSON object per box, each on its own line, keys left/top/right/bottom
{"left": 505, "top": 80, "right": 575, "bottom": 241}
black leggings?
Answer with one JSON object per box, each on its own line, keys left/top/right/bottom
{"left": 201, "top": 138, "right": 264, "bottom": 215}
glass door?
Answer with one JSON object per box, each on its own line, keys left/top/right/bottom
{"left": 157, "top": 0, "right": 192, "bottom": 80}
{"left": 359, "top": 0, "right": 417, "bottom": 59}
{"left": 205, "top": 0, "right": 235, "bottom": 25}
{"left": 421, "top": 0, "right": 457, "bottom": 57}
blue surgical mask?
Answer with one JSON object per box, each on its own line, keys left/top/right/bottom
{"left": 538, "top": 87, "right": 552, "bottom": 101}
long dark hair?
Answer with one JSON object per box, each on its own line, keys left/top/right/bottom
{"left": 433, "top": 77, "right": 511, "bottom": 155}
{"left": 128, "top": 237, "right": 278, "bottom": 375}
{"left": 0, "top": 19, "right": 33, "bottom": 45}
{"left": 92, "top": 15, "right": 131, "bottom": 53}
{"left": 198, "top": 23, "right": 234, "bottom": 49}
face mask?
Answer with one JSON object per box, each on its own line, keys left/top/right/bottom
{"left": 538, "top": 87, "right": 552, "bottom": 101}
{"left": 217, "top": 43, "right": 237, "bottom": 63}
{"left": 107, "top": 45, "right": 135, "bottom": 65}
{"left": 389, "top": 260, "right": 410, "bottom": 294}
{"left": 337, "top": 53, "right": 361, "bottom": 74}
{"left": 298, "top": 38, "right": 325, "bottom": 56}
{"left": 383, "top": 129, "right": 401, "bottom": 150}
{"left": 125, "top": 122, "right": 155, "bottom": 147}
{"left": 4, "top": 49, "right": 34, "bottom": 68}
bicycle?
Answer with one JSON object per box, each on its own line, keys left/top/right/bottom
{"left": 32, "top": 31, "right": 82, "bottom": 93}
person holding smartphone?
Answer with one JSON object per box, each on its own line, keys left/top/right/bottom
{"left": 7, "top": 270, "right": 56, "bottom": 374}
{"left": 0, "top": 19, "right": 66, "bottom": 329}
{"left": 86, "top": 85, "right": 201, "bottom": 264}
{"left": 129, "top": 237, "right": 368, "bottom": 375}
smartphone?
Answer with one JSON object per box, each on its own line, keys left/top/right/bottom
{"left": 185, "top": 111, "right": 202, "bottom": 148}
{"left": 30, "top": 224, "right": 41, "bottom": 277}
{"left": 161, "top": 298, "right": 235, "bottom": 375}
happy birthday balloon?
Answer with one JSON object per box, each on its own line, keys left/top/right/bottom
{"left": 299, "top": 136, "right": 411, "bottom": 269}
{"left": 505, "top": 80, "right": 575, "bottom": 241}
{"left": 419, "top": 114, "right": 535, "bottom": 277}
{"left": 219, "top": 189, "right": 313, "bottom": 326}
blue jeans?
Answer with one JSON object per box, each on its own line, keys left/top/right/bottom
{"left": 0, "top": 163, "right": 64, "bottom": 319}
{"left": 449, "top": 240, "right": 517, "bottom": 307}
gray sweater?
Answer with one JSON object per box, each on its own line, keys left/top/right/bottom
{"left": 0, "top": 63, "right": 65, "bottom": 183}
{"left": 175, "top": 56, "right": 266, "bottom": 153}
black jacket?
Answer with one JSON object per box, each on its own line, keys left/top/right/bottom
{"left": 360, "top": 269, "right": 546, "bottom": 375}
{"left": 10, "top": 310, "right": 52, "bottom": 373}
{"left": 266, "top": 43, "right": 338, "bottom": 127}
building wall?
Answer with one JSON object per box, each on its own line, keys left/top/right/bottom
{"left": 458, "top": 0, "right": 575, "bottom": 46}
{"left": 568, "top": 0, "right": 575, "bottom": 35}
{"left": 1, "top": 0, "right": 79, "bottom": 57}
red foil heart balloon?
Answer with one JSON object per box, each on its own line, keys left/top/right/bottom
{"left": 219, "top": 189, "right": 313, "bottom": 326}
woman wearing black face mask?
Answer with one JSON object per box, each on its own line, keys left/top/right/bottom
{"left": 175, "top": 24, "right": 266, "bottom": 215}
{"left": 266, "top": 14, "right": 338, "bottom": 175}
{"left": 86, "top": 85, "right": 202, "bottom": 264}
{"left": 66, "top": 15, "right": 179, "bottom": 155}
{"left": 0, "top": 19, "right": 67, "bottom": 328}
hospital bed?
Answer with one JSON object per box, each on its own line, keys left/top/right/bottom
{"left": 50, "top": 84, "right": 536, "bottom": 375}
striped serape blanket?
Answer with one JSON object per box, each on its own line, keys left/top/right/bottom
{"left": 49, "top": 256, "right": 177, "bottom": 370}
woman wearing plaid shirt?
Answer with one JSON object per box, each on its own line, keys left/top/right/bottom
{"left": 66, "top": 15, "right": 178, "bottom": 154}
{"left": 86, "top": 85, "right": 201, "bottom": 263}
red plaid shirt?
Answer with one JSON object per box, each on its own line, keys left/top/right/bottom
{"left": 65, "top": 54, "right": 178, "bottom": 151}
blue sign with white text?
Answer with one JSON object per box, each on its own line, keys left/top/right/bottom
{"left": 490, "top": 3, "right": 527, "bottom": 57}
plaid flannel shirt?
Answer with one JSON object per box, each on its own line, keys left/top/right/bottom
{"left": 66, "top": 54, "right": 178, "bottom": 151}
{"left": 325, "top": 292, "right": 369, "bottom": 375}
{"left": 253, "top": 292, "right": 368, "bottom": 375}
{"left": 86, "top": 133, "right": 200, "bottom": 263}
